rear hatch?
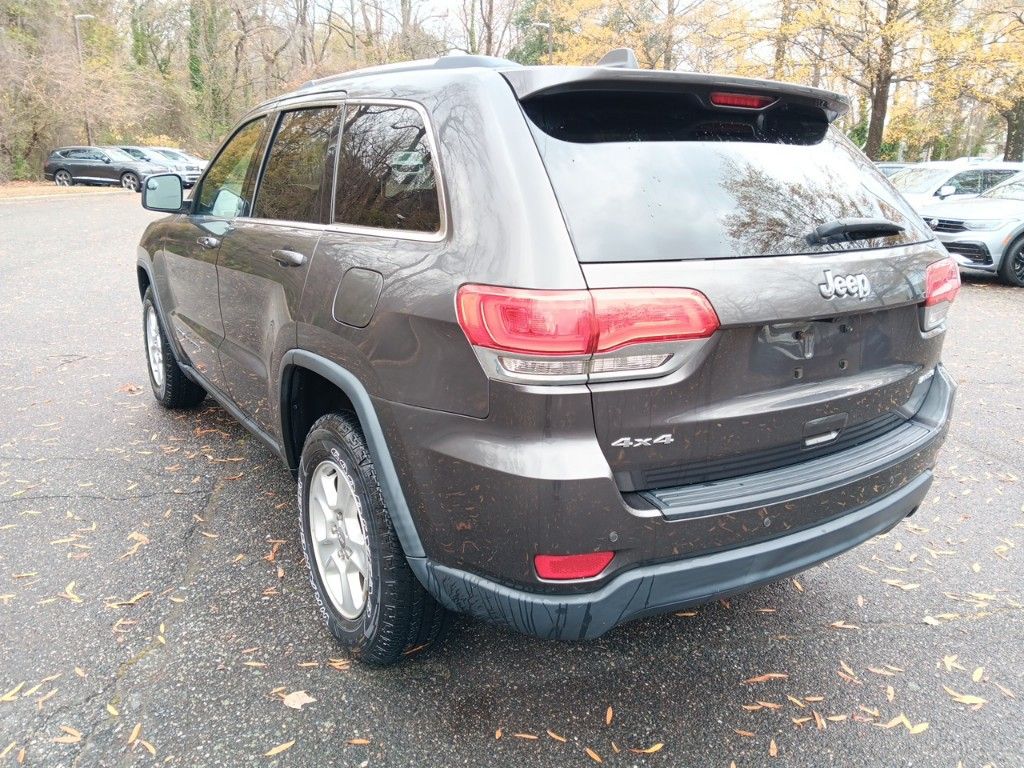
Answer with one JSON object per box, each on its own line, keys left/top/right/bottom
{"left": 503, "top": 68, "right": 944, "bottom": 494}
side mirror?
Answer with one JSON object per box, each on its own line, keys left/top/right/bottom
{"left": 101, "top": 156, "right": 111, "bottom": 164}
{"left": 142, "top": 173, "right": 184, "bottom": 213}
{"left": 937, "top": 184, "right": 956, "bottom": 199}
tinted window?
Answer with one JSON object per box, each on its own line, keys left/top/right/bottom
{"left": 68, "top": 149, "right": 103, "bottom": 160}
{"left": 196, "top": 118, "right": 266, "bottom": 218}
{"left": 892, "top": 167, "right": 951, "bottom": 194}
{"left": 334, "top": 104, "right": 441, "bottom": 232}
{"left": 254, "top": 107, "right": 336, "bottom": 223}
{"left": 103, "top": 148, "right": 136, "bottom": 162}
{"left": 948, "top": 170, "right": 983, "bottom": 195}
{"left": 985, "top": 169, "right": 1017, "bottom": 189}
{"left": 522, "top": 90, "right": 929, "bottom": 262}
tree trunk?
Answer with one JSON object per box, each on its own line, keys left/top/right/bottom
{"left": 772, "top": 0, "right": 794, "bottom": 79}
{"left": 865, "top": 71, "right": 892, "bottom": 159}
{"left": 662, "top": 0, "right": 677, "bottom": 71}
{"left": 864, "top": 0, "right": 898, "bottom": 160}
{"left": 187, "top": 0, "right": 204, "bottom": 95}
{"left": 1004, "top": 97, "right": 1024, "bottom": 161}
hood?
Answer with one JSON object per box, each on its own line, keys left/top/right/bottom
{"left": 919, "top": 196, "right": 1024, "bottom": 221}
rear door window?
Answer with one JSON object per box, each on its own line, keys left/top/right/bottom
{"left": 253, "top": 107, "right": 337, "bottom": 224}
{"left": 984, "top": 169, "right": 1017, "bottom": 189}
{"left": 334, "top": 103, "right": 441, "bottom": 233}
{"left": 521, "top": 90, "right": 930, "bottom": 262}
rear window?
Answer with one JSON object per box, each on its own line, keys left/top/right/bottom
{"left": 522, "top": 90, "right": 929, "bottom": 262}
{"left": 334, "top": 104, "right": 441, "bottom": 233}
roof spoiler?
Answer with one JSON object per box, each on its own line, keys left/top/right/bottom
{"left": 501, "top": 68, "right": 850, "bottom": 123}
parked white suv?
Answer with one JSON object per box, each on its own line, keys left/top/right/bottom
{"left": 890, "top": 161, "right": 1023, "bottom": 211}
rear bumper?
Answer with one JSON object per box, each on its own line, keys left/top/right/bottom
{"left": 408, "top": 365, "right": 954, "bottom": 639}
{"left": 412, "top": 469, "right": 932, "bottom": 639}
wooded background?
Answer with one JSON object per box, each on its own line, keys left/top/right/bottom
{"left": 1, "top": 0, "right": 1022, "bottom": 181}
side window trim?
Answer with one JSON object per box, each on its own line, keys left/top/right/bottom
{"left": 191, "top": 115, "right": 270, "bottom": 217}
{"left": 329, "top": 97, "right": 448, "bottom": 243}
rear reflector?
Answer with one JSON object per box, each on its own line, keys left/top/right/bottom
{"left": 709, "top": 91, "right": 777, "bottom": 109}
{"left": 535, "top": 551, "right": 614, "bottom": 580}
{"left": 923, "top": 257, "right": 961, "bottom": 307}
{"left": 456, "top": 285, "right": 719, "bottom": 356}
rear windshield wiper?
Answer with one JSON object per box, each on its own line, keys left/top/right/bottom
{"left": 807, "top": 218, "right": 905, "bottom": 246}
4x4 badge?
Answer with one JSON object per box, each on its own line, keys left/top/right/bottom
{"left": 819, "top": 269, "right": 871, "bottom": 300}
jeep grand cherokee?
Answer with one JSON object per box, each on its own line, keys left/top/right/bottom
{"left": 135, "top": 51, "right": 957, "bottom": 665}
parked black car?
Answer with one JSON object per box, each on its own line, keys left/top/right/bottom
{"left": 43, "top": 146, "right": 170, "bottom": 191}
{"left": 135, "top": 52, "right": 958, "bottom": 665}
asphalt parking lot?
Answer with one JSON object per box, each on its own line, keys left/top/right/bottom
{"left": 0, "top": 190, "right": 1021, "bottom": 767}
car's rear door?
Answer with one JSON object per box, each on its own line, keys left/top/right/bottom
{"left": 505, "top": 75, "right": 946, "bottom": 494}
{"left": 157, "top": 116, "right": 270, "bottom": 393}
{"left": 64, "top": 149, "right": 101, "bottom": 182}
{"left": 216, "top": 103, "right": 339, "bottom": 436}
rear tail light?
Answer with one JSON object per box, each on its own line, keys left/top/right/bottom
{"left": 709, "top": 91, "right": 777, "bottom": 109}
{"left": 535, "top": 551, "right": 614, "bottom": 580}
{"left": 921, "top": 257, "right": 960, "bottom": 331}
{"left": 456, "top": 285, "right": 719, "bottom": 383}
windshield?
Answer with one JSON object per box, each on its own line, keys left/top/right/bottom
{"left": 890, "top": 167, "right": 951, "bottom": 194}
{"left": 982, "top": 176, "right": 1024, "bottom": 201}
{"left": 156, "top": 149, "right": 188, "bottom": 163}
{"left": 103, "top": 147, "right": 137, "bottom": 162}
{"left": 522, "top": 90, "right": 929, "bottom": 262}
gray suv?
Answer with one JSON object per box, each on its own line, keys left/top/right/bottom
{"left": 44, "top": 146, "right": 169, "bottom": 191}
{"left": 135, "top": 53, "right": 958, "bottom": 665}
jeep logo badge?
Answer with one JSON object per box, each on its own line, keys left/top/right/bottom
{"left": 819, "top": 269, "right": 871, "bottom": 300}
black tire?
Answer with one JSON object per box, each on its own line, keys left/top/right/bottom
{"left": 54, "top": 169, "right": 74, "bottom": 186}
{"left": 142, "top": 288, "right": 206, "bottom": 409}
{"left": 120, "top": 172, "right": 140, "bottom": 192}
{"left": 997, "top": 236, "right": 1024, "bottom": 287}
{"left": 298, "top": 412, "right": 450, "bottom": 665}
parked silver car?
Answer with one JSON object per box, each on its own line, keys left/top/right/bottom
{"left": 920, "top": 172, "right": 1024, "bottom": 286}
{"left": 120, "top": 146, "right": 205, "bottom": 187}
{"left": 150, "top": 147, "right": 206, "bottom": 187}
{"left": 890, "top": 161, "right": 1023, "bottom": 211}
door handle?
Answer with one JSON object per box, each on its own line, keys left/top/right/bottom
{"left": 272, "top": 249, "right": 306, "bottom": 267}
{"left": 196, "top": 236, "right": 220, "bottom": 249}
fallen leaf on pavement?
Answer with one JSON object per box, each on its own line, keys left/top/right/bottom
{"left": 265, "top": 740, "right": 295, "bottom": 756}
{"left": 629, "top": 743, "right": 664, "bottom": 754}
{"left": 282, "top": 690, "right": 315, "bottom": 710}
{"left": 942, "top": 685, "right": 987, "bottom": 708}
{"left": 743, "top": 673, "right": 787, "bottom": 685}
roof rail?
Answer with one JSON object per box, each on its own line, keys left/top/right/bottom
{"left": 596, "top": 48, "right": 639, "bottom": 69}
{"left": 299, "top": 53, "right": 520, "bottom": 91}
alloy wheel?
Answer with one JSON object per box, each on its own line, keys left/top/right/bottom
{"left": 55, "top": 171, "right": 71, "bottom": 186}
{"left": 121, "top": 174, "right": 139, "bottom": 191}
{"left": 145, "top": 305, "right": 164, "bottom": 389}
{"left": 308, "top": 460, "right": 369, "bottom": 619}
{"left": 1013, "top": 244, "right": 1024, "bottom": 283}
